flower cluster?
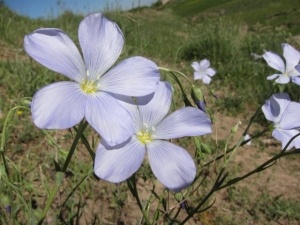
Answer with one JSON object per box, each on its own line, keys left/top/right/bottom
{"left": 24, "top": 13, "right": 212, "bottom": 192}
{"left": 262, "top": 43, "right": 300, "bottom": 150}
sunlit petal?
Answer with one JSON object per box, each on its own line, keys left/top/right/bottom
{"left": 154, "top": 107, "right": 212, "bottom": 139}
{"left": 94, "top": 137, "right": 145, "bottom": 183}
{"left": 31, "top": 82, "right": 85, "bottom": 129}
{"left": 78, "top": 13, "right": 124, "bottom": 79}
{"left": 138, "top": 81, "right": 172, "bottom": 128}
{"left": 147, "top": 140, "right": 196, "bottom": 192}
{"left": 279, "top": 102, "right": 300, "bottom": 130}
{"left": 100, "top": 56, "right": 160, "bottom": 96}
{"left": 85, "top": 92, "right": 134, "bottom": 145}
{"left": 282, "top": 43, "right": 300, "bottom": 71}
{"left": 24, "top": 29, "right": 85, "bottom": 83}
{"left": 273, "top": 129, "right": 300, "bottom": 150}
{"left": 262, "top": 93, "right": 290, "bottom": 124}
{"left": 263, "top": 51, "right": 285, "bottom": 73}
{"left": 206, "top": 68, "right": 216, "bottom": 77}
{"left": 202, "top": 75, "right": 212, "bottom": 84}
{"left": 200, "top": 59, "right": 210, "bottom": 69}
{"left": 275, "top": 75, "right": 290, "bottom": 84}
{"left": 191, "top": 62, "right": 200, "bottom": 71}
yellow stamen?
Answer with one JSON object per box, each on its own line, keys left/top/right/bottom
{"left": 137, "top": 131, "right": 152, "bottom": 144}
{"left": 81, "top": 80, "right": 97, "bottom": 94}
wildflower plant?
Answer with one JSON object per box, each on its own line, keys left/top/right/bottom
{"left": 1, "top": 11, "right": 300, "bottom": 225}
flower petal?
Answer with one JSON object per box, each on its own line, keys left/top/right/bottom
{"left": 191, "top": 62, "right": 200, "bottom": 71}
{"left": 147, "top": 140, "right": 196, "bottom": 192}
{"left": 193, "top": 71, "right": 203, "bottom": 80}
{"left": 200, "top": 59, "right": 210, "bottom": 69}
{"left": 85, "top": 92, "right": 134, "bottom": 145}
{"left": 94, "top": 137, "right": 145, "bottom": 183}
{"left": 31, "top": 82, "right": 85, "bottom": 129}
{"left": 291, "top": 76, "right": 300, "bottom": 85}
{"left": 263, "top": 51, "right": 285, "bottom": 73}
{"left": 282, "top": 43, "right": 300, "bottom": 72}
{"left": 154, "top": 107, "right": 212, "bottom": 139}
{"left": 275, "top": 75, "right": 290, "bottom": 84}
{"left": 267, "top": 74, "right": 280, "bottom": 80}
{"left": 273, "top": 129, "right": 300, "bottom": 150}
{"left": 205, "top": 68, "right": 216, "bottom": 77}
{"left": 138, "top": 81, "right": 172, "bottom": 128}
{"left": 100, "top": 56, "right": 160, "bottom": 96}
{"left": 24, "top": 29, "right": 85, "bottom": 83}
{"left": 262, "top": 93, "right": 290, "bottom": 124}
{"left": 202, "top": 75, "right": 212, "bottom": 84}
{"left": 78, "top": 13, "right": 124, "bottom": 79}
{"left": 279, "top": 102, "right": 300, "bottom": 130}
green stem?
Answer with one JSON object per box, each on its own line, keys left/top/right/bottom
{"left": 159, "top": 67, "right": 193, "bottom": 85}
{"left": 127, "top": 175, "right": 151, "bottom": 225}
{"left": 38, "top": 120, "right": 88, "bottom": 224}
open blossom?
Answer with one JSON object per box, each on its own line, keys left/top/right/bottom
{"left": 262, "top": 93, "right": 300, "bottom": 150}
{"left": 191, "top": 59, "right": 216, "bottom": 84}
{"left": 24, "top": 13, "right": 160, "bottom": 145}
{"left": 94, "top": 82, "right": 212, "bottom": 192}
{"left": 263, "top": 43, "right": 300, "bottom": 85}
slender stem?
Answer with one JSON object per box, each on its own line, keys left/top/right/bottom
{"left": 159, "top": 67, "right": 193, "bottom": 85}
{"left": 38, "top": 120, "right": 88, "bottom": 224}
{"left": 127, "top": 175, "right": 151, "bottom": 225}
{"left": 218, "top": 148, "right": 300, "bottom": 190}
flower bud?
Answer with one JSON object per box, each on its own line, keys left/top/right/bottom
{"left": 191, "top": 85, "right": 206, "bottom": 112}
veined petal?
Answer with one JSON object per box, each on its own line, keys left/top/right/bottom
{"left": 273, "top": 129, "right": 300, "bottom": 151}
{"left": 24, "top": 29, "right": 85, "bottom": 83}
{"left": 205, "top": 68, "right": 216, "bottom": 77}
{"left": 282, "top": 43, "right": 300, "bottom": 71}
{"left": 191, "top": 62, "right": 200, "bottom": 71}
{"left": 263, "top": 51, "right": 285, "bottom": 73}
{"left": 147, "top": 140, "right": 196, "bottom": 192}
{"left": 279, "top": 102, "right": 300, "bottom": 130}
{"left": 85, "top": 92, "right": 134, "bottom": 145}
{"left": 200, "top": 59, "right": 210, "bottom": 69}
{"left": 94, "top": 137, "right": 145, "bottom": 183}
{"left": 100, "top": 56, "right": 160, "bottom": 96}
{"left": 154, "top": 107, "right": 212, "bottom": 139}
{"left": 138, "top": 82, "right": 172, "bottom": 128}
{"left": 275, "top": 75, "right": 290, "bottom": 84}
{"left": 262, "top": 93, "right": 290, "bottom": 124}
{"left": 78, "top": 13, "right": 124, "bottom": 79}
{"left": 31, "top": 82, "right": 85, "bottom": 129}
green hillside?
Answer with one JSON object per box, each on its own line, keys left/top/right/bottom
{"left": 163, "top": 0, "right": 300, "bottom": 34}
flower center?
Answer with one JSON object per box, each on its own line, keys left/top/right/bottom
{"left": 81, "top": 80, "right": 97, "bottom": 94}
{"left": 137, "top": 131, "right": 152, "bottom": 144}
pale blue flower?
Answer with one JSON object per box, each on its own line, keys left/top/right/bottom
{"left": 262, "top": 93, "right": 300, "bottom": 150}
{"left": 263, "top": 43, "right": 300, "bottom": 85}
{"left": 24, "top": 13, "right": 160, "bottom": 145}
{"left": 94, "top": 82, "right": 212, "bottom": 192}
{"left": 191, "top": 59, "right": 216, "bottom": 84}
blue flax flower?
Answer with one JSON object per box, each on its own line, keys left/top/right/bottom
{"left": 262, "top": 93, "right": 300, "bottom": 150}
{"left": 94, "top": 82, "right": 212, "bottom": 192}
{"left": 263, "top": 43, "right": 300, "bottom": 85}
{"left": 24, "top": 13, "right": 160, "bottom": 145}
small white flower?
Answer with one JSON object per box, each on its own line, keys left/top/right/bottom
{"left": 191, "top": 59, "right": 216, "bottom": 84}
